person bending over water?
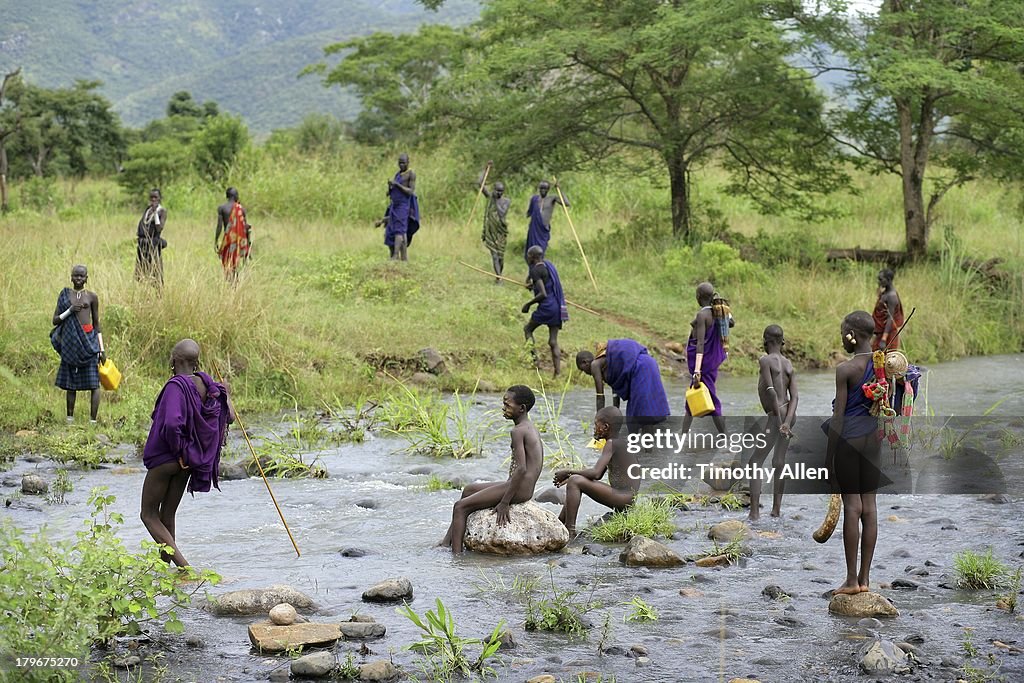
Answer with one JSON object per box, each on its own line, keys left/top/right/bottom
{"left": 553, "top": 406, "right": 639, "bottom": 537}
{"left": 440, "top": 386, "right": 543, "bottom": 553}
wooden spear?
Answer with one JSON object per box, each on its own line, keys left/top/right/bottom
{"left": 457, "top": 260, "right": 602, "bottom": 317}
{"left": 551, "top": 177, "right": 597, "bottom": 292}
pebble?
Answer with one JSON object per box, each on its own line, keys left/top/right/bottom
{"left": 679, "top": 588, "right": 704, "bottom": 598}
{"left": 857, "top": 618, "right": 883, "bottom": 630}
{"left": 269, "top": 603, "right": 297, "bottom": 626}
{"left": 185, "top": 635, "right": 205, "bottom": 649}
{"left": 891, "top": 579, "right": 919, "bottom": 590}
{"left": 630, "top": 645, "right": 648, "bottom": 656}
{"left": 355, "top": 498, "right": 377, "bottom": 509}
{"left": 635, "top": 656, "right": 651, "bottom": 667}
{"left": 891, "top": 548, "right": 912, "bottom": 558}
{"left": 21, "top": 474, "right": 48, "bottom": 495}
{"left": 761, "top": 585, "right": 791, "bottom": 600}
{"left": 341, "top": 547, "right": 372, "bottom": 557}
{"left": 602, "top": 645, "right": 626, "bottom": 656}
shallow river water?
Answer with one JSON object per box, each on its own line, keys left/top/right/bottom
{"left": 3, "top": 354, "right": 1024, "bottom": 682}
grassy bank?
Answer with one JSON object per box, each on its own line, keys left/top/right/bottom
{"left": 1, "top": 146, "right": 1022, "bottom": 444}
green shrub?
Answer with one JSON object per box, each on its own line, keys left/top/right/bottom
{"left": 0, "top": 489, "right": 220, "bottom": 681}
{"left": 955, "top": 548, "right": 1011, "bottom": 590}
{"left": 589, "top": 496, "right": 676, "bottom": 542}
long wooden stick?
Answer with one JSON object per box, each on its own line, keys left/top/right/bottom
{"left": 463, "top": 164, "right": 491, "bottom": 233}
{"left": 552, "top": 177, "right": 597, "bottom": 292}
{"left": 457, "top": 259, "right": 602, "bottom": 317}
{"left": 214, "top": 367, "right": 301, "bottom": 558}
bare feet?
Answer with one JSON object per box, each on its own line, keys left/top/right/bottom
{"left": 833, "top": 582, "right": 861, "bottom": 596}
{"left": 859, "top": 584, "right": 870, "bottom": 592}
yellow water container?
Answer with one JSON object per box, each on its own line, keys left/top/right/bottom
{"left": 685, "top": 382, "right": 714, "bottom": 417}
{"left": 98, "top": 358, "right": 122, "bottom": 391}
{"left": 586, "top": 438, "right": 607, "bottom": 450}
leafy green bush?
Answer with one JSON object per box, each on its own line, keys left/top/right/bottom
{"left": 588, "top": 496, "right": 676, "bottom": 542}
{"left": 0, "top": 489, "right": 220, "bottom": 681}
{"left": 192, "top": 114, "right": 249, "bottom": 181}
{"left": 118, "top": 139, "right": 191, "bottom": 194}
{"left": 694, "top": 240, "right": 765, "bottom": 285}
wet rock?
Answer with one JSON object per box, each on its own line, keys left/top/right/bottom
{"left": 750, "top": 657, "right": 783, "bottom": 666}
{"left": 495, "top": 630, "right": 516, "bottom": 650}
{"left": 362, "top": 577, "right": 413, "bottom": 603}
{"left": 206, "top": 585, "right": 315, "bottom": 616}
{"left": 829, "top": 592, "right": 899, "bottom": 618}
{"left": 775, "top": 616, "right": 805, "bottom": 628}
{"left": 728, "top": 679, "right": 762, "bottom": 683}
{"left": 219, "top": 461, "right": 249, "bottom": 481}
{"left": 349, "top": 614, "right": 376, "bottom": 623}
{"left": 703, "top": 628, "right": 738, "bottom": 639}
{"left": 408, "top": 466, "right": 433, "bottom": 475}
{"left": 679, "top": 588, "right": 704, "bottom": 598}
{"left": 340, "top": 547, "right": 372, "bottom": 558}
{"left": 290, "top": 651, "right": 337, "bottom": 678}
{"left": 858, "top": 639, "right": 910, "bottom": 675}
{"left": 903, "top": 633, "right": 925, "bottom": 644}
{"left": 534, "top": 486, "right": 565, "bottom": 505}
{"left": 419, "top": 347, "right": 446, "bottom": 374}
{"left": 707, "top": 520, "right": 749, "bottom": 543}
{"left": 464, "top": 501, "right": 569, "bottom": 555}
{"left": 355, "top": 498, "right": 377, "bottom": 509}
{"left": 630, "top": 644, "right": 648, "bottom": 656}
{"left": 924, "top": 559, "right": 941, "bottom": 567}
{"left": 359, "top": 660, "right": 399, "bottom": 682}
{"left": 410, "top": 372, "right": 437, "bottom": 386}
{"left": 635, "top": 656, "right": 651, "bottom": 667}
{"left": 891, "top": 548, "right": 912, "bottom": 558}
{"left": 619, "top": 536, "right": 683, "bottom": 567}
{"left": 112, "top": 655, "right": 141, "bottom": 668}
{"left": 582, "top": 543, "right": 614, "bottom": 557}
{"left": 940, "top": 656, "right": 963, "bottom": 668}
{"left": 603, "top": 645, "right": 627, "bottom": 656}
{"left": 248, "top": 622, "right": 342, "bottom": 653}
{"left": 527, "top": 676, "right": 557, "bottom": 683}
{"left": 270, "top": 603, "right": 297, "bottom": 626}
{"left": 695, "top": 554, "right": 731, "bottom": 568}
{"left": 692, "top": 573, "right": 717, "bottom": 584}
{"left": 185, "top": 635, "right": 205, "bottom": 649}
{"left": 926, "top": 517, "right": 956, "bottom": 526}
{"left": 268, "top": 670, "right": 289, "bottom": 683}
{"left": 761, "top": 585, "right": 790, "bottom": 601}
{"left": 896, "top": 641, "right": 922, "bottom": 657}
{"left": 339, "top": 622, "right": 386, "bottom": 639}
{"left": 942, "top": 524, "right": 958, "bottom": 531}
{"left": 978, "top": 493, "right": 1010, "bottom": 504}
{"left": 801, "top": 562, "right": 820, "bottom": 571}
{"left": 891, "top": 579, "right": 919, "bottom": 590}
{"left": 908, "top": 567, "right": 930, "bottom": 577}
{"left": 21, "top": 474, "right": 48, "bottom": 495}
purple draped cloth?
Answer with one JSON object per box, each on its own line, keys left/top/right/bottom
{"left": 603, "top": 339, "right": 671, "bottom": 421}
{"left": 530, "top": 259, "right": 568, "bottom": 326}
{"left": 524, "top": 194, "right": 549, "bottom": 258}
{"left": 384, "top": 171, "right": 420, "bottom": 250}
{"left": 143, "top": 371, "right": 229, "bottom": 494}
{"left": 686, "top": 316, "right": 727, "bottom": 416}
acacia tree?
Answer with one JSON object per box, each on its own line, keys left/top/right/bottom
{"left": 830, "top": 0, "right": 1024, "bottom": 259}
{"left": 421, "top": 0, "right": 847, "bottom": 239}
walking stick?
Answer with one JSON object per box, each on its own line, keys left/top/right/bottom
{"left": 552, "top": 177, "right": 598, "bottom": 292}
{"left": 463, "top": 163, "right": 492, "bottom": 233}
{"left": 457, "top": 260, "right": 602, "bottom": 317}
{"left": 214, "top": 367, "right": 301, "bottom": 558}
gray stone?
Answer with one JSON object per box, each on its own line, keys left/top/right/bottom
{"left": 359, "top": 660, "right": 399, "bottom": 681}
{"left": 940, "top": 656, "right": 963, "bottom": 668}
{"left": 185, "top": 635, "right": 205, "bottom": 649}
{"left": 464, "top": 501, "right": 569, "bottom": 555}
{"left": 891, "top": 548, "right": 912, "bottom": 558}
{"left": 408, "top": 466, "right": 433, "bottom": 475}
{"left": 707, "top": 520, "right": 749, "bottom": 543}
{"left": 534, "top": 486, "right": 565, "bottom": 505}
{"left": 219, "top": 462, "right": 249, "bottom": 481}
{"left": 21, "top": 474, "right": 47, "bottom": 495}
{"left": 619, "top": 536, "right": 684, "bottom": 568}
{"left": 495, "top": 630, "right": 516, "bottom": 650}
{"left": 419, "top": 348, "right": 446, "bottom": 374}
{"left": 206, "top": 585, "right": 316, "bottom": 616}
{"left": 858, "top": 639, "right": 910, "bottom": 675}
{"left": 635, "top": 656, "right": 652, "bottom": 667}
{"left": 339, "top": 622, "right": 386, "bottom": 639}
{"left": 891, "top": 579, "right": 919, "bottom": 590}
{"left": 630, "top": 644, "right": 648, "bottom": 656}
{"left": 290, "top": 651, "right": 337, "bottom": 678}
{"left": 355, "top": 498, "right": 377, "bottom": 509}
{"left": 362, "top": 577, "right": 413, "bottom": 603}
{"left": 603, "top": 645, "right": 626, "bottom": 656}
{"left": 248, "top": 622, "right": 342, "bottom": 653}
{"left": 857, "top": 618, "right": 883, "bottom": 630}
{"left": 270, "top": 603, "right": 297, "bottom": 625}
{"left": 978, "top": 493, "right": 1010, "bottom": 504}
{"left": 829, "top": 591, "right": 899, "bottom": 618}
{"left": 340, "top": 547, "right": 372, "bottom": 558}
{"left": 113, "top": 655, "right": 141, "bottom": 669}
{"left": 903, "top": 633, "right": 925, "bottom": 644}
{"left": 268, "top": 670, "right": 289, "bottom": 683}
{"left": 761, "top": 585, "right": 790, "bottom": 600}
{"left": 349, "top": 614, "right": 376, "bottom": 623}
{"left": 582, "top": 543, "right": 615, "bottom": 557}
{"left": 410, "top": 372, "right": 437, "bottom": 386}
{"left": 775, "top": 616, "right": 805, "bottom": 628}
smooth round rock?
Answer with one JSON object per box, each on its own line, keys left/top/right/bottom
{"left": 269, "top": 603, "right": 297, "bottom": 626}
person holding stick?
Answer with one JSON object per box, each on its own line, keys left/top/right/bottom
{"left": 523, "top": 246, "right": 568, "bottom": 377}
{"left": 478, "top": 162, "right": 510, "bottom": 281}
{"left": 375, "top": 153, "right": 420, "bottom": 261}
{"left": 141, "top": 339, "right": 233, "bottom": 568}
{"left": 524, "top": 180, "right": 567, "bottom": 262}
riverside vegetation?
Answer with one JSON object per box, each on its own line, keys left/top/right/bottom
{"left": 1, "top": 141, "right": 1022, "bottom": 455}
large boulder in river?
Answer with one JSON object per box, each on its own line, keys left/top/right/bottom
{"left": 859, "top": 639, "right": 910, "bottom": 674}
{"left": 205, "top": 585, "right": 316, "bottom": 616}
{"left": 248, "top": 622, "right": 342, "bottom": 653}
{"left": 620, "top": 535, "right": 684, "bottom": 568}
{"left": 362, "top": 577, "right": 413, "bottom": 603}
{"left": 829, "top": 591, "right": 899, "bottom": 618}
{"left": 464, "top": 501, "right": 569, "bottom": 555}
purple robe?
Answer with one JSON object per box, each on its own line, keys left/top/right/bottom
{"left": 143, "top": 371, "right": 229, "bottom": 494}
{"left": 530, "top": 259, "right": 568, "bottom": 327}
{"left": 524, "top": 194, "right": 549, "bottom": 258}
{"left": 383, "top": 171, "right": 420, "bottom": 252}
{"left": 686, "top": 313, "right": 727, "bottom": 416}
{"left": 602, "top": 339, "right": 671, "bottom": 422}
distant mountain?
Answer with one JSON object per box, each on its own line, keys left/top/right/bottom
{"left": 0, "top": 0, "right": 480, "bottom": 133}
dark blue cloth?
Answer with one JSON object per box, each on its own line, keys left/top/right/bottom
{"left": 384, "top": 171, "right": 420, "bottom": 248}
{"left": 525, "top": 194, "right": 549, "bottom": 258}
{"left": 822, "top": 360, "right": 878, "bottom": 439}
{"left": 603, "top": 339, "right": 671, "bottom": 420}
{"left": 530, "top": 259, "right": 568, "bottom": 327}
{"left": 51, "top": 288, "right": 100, "bottom": 391}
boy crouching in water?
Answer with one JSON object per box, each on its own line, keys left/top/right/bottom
{"left": 553, "top": 406, "right": 639, "bottom": 537}
{"left": 440, "top": 385, "right": 543, "bottom": 554}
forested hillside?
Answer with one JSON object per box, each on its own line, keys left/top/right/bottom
{"left": 0, "top": 0, "right": 479, "bottom": 132}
